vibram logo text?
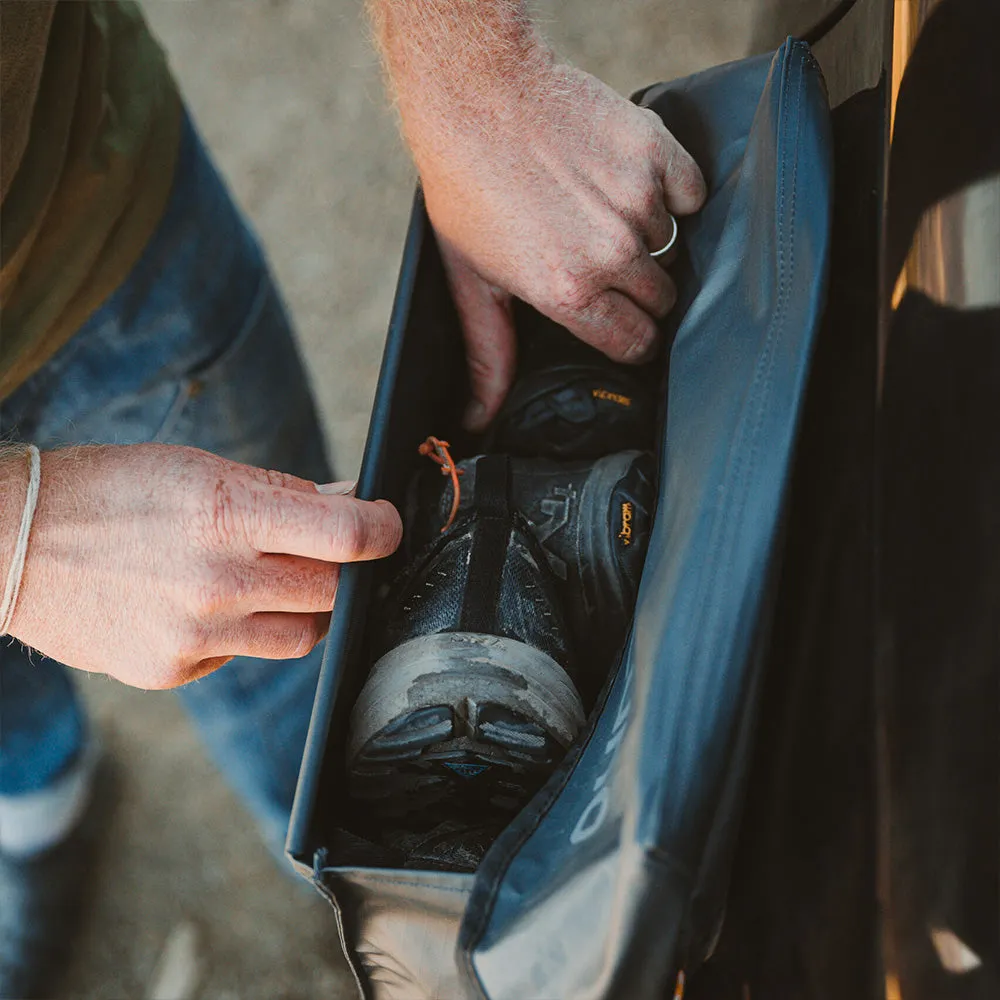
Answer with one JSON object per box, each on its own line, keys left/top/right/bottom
{"left": 619, "top": 502, "right": 633, "bottom": 545}
{"left": 592, "top": 388, "right": 632, "bottom": 407}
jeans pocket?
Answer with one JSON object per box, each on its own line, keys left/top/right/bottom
{"left": 0, "top": 270, "right": 273, "bottom": 452}
{"left": 151, "top": 269, "right": 271, "bottom": 444}
{"left": 155, "top": 274, "right": 332, "bottom": 482}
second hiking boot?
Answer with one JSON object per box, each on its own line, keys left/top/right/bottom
{"left": 490, "top": 303, "right": 658, "bottom": 460}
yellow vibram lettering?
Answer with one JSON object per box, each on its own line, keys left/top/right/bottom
{"left": 618, "top": 502, "right": 633, "bottom": 545}
{"left": 592, "top": 388, "right": 632, "bottom": 407}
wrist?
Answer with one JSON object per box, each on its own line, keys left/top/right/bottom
{"left": 0, "top": 445, "right": 42, "bottom": 634}
{"left": 0, "top": 450, "right": 30, "bottom": 569}
{"left": 372, "top": 0, "right": 555, "bottom": 154}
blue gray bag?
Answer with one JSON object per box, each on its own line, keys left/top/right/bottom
{"left": 288, "top": 37, "right": 837, "bottom": 999}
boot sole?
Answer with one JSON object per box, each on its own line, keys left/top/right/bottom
{"left": 348, "top": 633, "right": 586, "bottom": 818}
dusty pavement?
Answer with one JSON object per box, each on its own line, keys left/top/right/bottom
{"left": 58, "top": 1, "right": 829, "bottom": 997}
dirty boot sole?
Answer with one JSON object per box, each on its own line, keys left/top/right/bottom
{"left": 347, "top": 632, "right": 586, "bottom": 820}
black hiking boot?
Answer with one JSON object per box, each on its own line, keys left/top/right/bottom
{"left": 348, "top": 455, "right": 585, "bottom": 827}
{"left": 347, "top": 450, "right": 654, "bottom": 863}
{"left": 404, "top": 450, "right": 655, "bottom": 696}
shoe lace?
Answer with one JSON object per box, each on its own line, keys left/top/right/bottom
{"left": 418, "top": 436, "right": 464, "bottom": 531}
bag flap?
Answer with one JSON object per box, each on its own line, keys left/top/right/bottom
{"left": 461, "top": 39, "right": 833, "bottom": 1000}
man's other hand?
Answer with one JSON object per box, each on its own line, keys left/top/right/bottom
{"left": 0, "top": 444, "right": 401, "bottom": 689}
{"left": 368, "top": 0, "right": 707, "bottom": 430}
{"left": 422, "top": 63, "right": 705, "bottom": 430}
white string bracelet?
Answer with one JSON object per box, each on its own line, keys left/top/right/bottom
{"left": 0, "top": 444, "right": 41, "bottom": 636}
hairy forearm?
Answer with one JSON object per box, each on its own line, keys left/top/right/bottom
{"left": 367, "top": 0, "right": 554, "bottom": 148}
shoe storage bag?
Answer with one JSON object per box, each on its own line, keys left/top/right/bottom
{"left": 287, "top": 37, "right": 833, "bottom": 1000}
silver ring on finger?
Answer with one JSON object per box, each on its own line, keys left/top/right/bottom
{"left": 649, "top": 212, "right": 679, "bottom": 258}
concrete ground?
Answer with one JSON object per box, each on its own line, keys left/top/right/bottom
{"left": 58, "top": 1, "right": 833, "bottom": 997}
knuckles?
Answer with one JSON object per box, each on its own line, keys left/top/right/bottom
{"left": 207, "top": 477, "right": 243, "bottom": 547}
{"left": 191, "top": 562, "right": 247, "bottom": 616}
{"left": 183, "top": 469, "right": 247, "bottom": 551}
{"left": 539, "top": 223, "right": 642, "bottom": 319}
{"left": 260, "top": 468, "right": 302, "bottom": 491}
{"left": 546, "top": 268, "right": 594, "bottom": 316}
{"left": 605, "top": 227, "right": 647, "bottom": 271}
{"left": 632, "top": 180, "right": 666, "bottom": 224}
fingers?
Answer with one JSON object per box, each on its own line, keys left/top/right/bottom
{"left": 650, "top": 242, "right": 679, "bottom": 269}
{"left": 641, "top": 111, "right": 707, "bottom": 217}
{"left": 226, "top": 554, "right": 342, "bottom": 614}
{"left": 245, "top": 487, "right": 403, "bottom": 563}
{"left": 627, "top": 113, "right": 699, "bottom": 263}
{"left": 164, "top": 609, "right": 327, "bottom": 689}
{"left": 612, "top": 251, "right": 678, "bottom": 318}
{"left": 560, "top": 118, "right": 696, "bottom": 357}
{"left": 439, "top": 241, "right": 518, "bottom": 432}
{"left": 559, "top": 287, "right": 662, "bottom": 365}
{"left": 206, "top": 611, "right": 331, "bottom": 662}
{"left": 180, "top": 655, "right": 233, "bottom": 687}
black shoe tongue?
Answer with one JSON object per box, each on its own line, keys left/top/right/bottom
{"left": 386, "top": 454, "right": 576, "bottom": 668}
{"left": 457, "top": 455, "right": 511, "bottom": 636}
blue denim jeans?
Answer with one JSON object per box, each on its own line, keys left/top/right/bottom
{"left": 0, "top": 110, "right": 332, "bottom": 858}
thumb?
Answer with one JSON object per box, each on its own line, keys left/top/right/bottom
{"left": 439, "top": 242, "right": 517, "bottom": 432}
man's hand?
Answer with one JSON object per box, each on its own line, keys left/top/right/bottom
{"left": 369, "top": 1, "right": 706, "bottom": 429}
{"left": 0, "top": 444, "right": 401, "bottom": 689}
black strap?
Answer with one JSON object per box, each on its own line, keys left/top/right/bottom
{"left": 459, "top": 455, "right": 512, "bottom": 634}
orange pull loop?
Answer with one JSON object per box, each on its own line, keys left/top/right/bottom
{"left": 673, "top": 970, "right": 686, "bottom": 1000}
{"left": 418, "top": 436, "right": 463, "bottom": 531}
